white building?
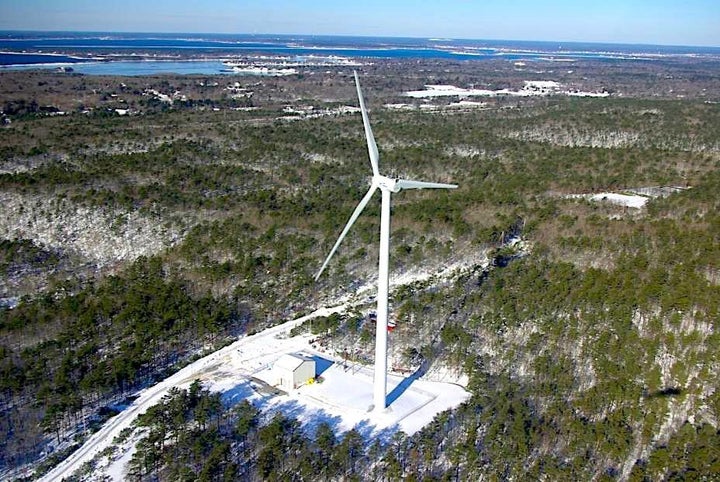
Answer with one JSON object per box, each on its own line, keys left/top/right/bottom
{"left": 273, "top": 354, "right": 316, "bottom": 391}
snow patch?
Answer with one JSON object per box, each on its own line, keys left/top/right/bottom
{"left": 405, "top": 80, "right": 608, "bottom": 99}
{"left": 589, "top": 192, "right": 649, "bottom": 208}
{"left": 565, "top": 192, "right": 650, "bottom": 209}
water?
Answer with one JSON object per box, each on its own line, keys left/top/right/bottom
{"left": 0, "top": 52, "right": 85, "bottom": 65}
{"left": 1, "top": 59, "right": 233, "bottom": 76}
{"left": 2, "top": 31, "right": 719, "bottom": 76}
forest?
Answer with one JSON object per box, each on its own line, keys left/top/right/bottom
{"left": 0, "top": 56, "right": 719, "bottom": 480}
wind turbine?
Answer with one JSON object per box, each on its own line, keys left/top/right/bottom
{"left": 315, "top": 71, "right": 457, "bottom": 412}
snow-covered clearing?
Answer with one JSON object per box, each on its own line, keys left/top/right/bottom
{"left": 230, "top": 66, "right": 297, "bottom": 76}
{"left": 589, "top": 192, "right": 649, "bottom": 209}
{"left": 41, "top": 264, "right": 474, "bottom": 481}
{"left": 563, "top": 186, "right": 690, "bottom": 211}
{"left": 385, "top": 100, "right": 488, "bottom": 112}
{"left": 405, "top": 80, "right": 609, "bottom": 99}
{"left": 566, "top": 192, "right": 650, "bottom": 209}
{"left": 281, "top": 104, "right": 360, "bottom": 121}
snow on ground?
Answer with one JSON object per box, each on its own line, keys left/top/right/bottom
{"left": 450, "top": 100, "right": 488, "bottom": 108}
{"left": 39, "top": 305, "right": 340, "bottom": 482}
{"left": 229, "top": 66, "right": 298, "bottom": 76}
{"left": 41, "top": 287, "right": 471, "bottom": 481}
{"left": 202, "top": 315, "right": 469, "bottom": 439}
{"left": 566, "top": 192, "right": 650, "bottom": 209}
{"left": 405, "top": 80, "right": 608, "bottom": 99}
{"left": 388, "top": 249, "right": 489, "bottom": 290}
{"left": 280, "top": 105, "right": 360, "bottom": 121}
{"left": 590, "top": 193, "right": 649, "bottom": 208}
{"left": 221, "top": 352, "right": 466, "bottom": 437}
{"left": 93, "top": 427, "right": 146, "bottom": 481}
{"left": 385, "top": 100, "right": 489, "bottom": 112}
{"left": 626, "top": 186, "right": 689, "bottom": 198}
{"left": 0, "top": 191, "right": 182, "bottom": 266}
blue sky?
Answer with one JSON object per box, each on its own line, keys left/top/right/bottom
{"left": 0, "top": 0, "right": 718, "bottom": 47}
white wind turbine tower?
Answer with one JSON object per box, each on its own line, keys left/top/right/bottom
{"left": 315, "top": 71, "right": 458, "bottom": 412}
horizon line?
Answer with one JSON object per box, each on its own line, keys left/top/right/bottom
{"left": 1, "top": 29, "right": 719, "bottom": 50}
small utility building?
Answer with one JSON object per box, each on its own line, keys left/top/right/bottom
{"left": 273, "top": 354, "right": 316, "bottom": 391}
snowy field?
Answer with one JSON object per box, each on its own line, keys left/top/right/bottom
{"left": 587, "top": 192, "right": 649, "bottom": 208}
{"left": 588, "top": 192, "right": 649, "bottom": 208}
{"left": 405, "top": 80, "right": 609, "bottom": 99}
{"left": 562, "top": 186, "right": 692, "bottom": 210}
{"left": 41, "top": 279, "right": 473, "bottom": 481}
{"left": 565, "top": 191, "right": 650, "bottom": 209}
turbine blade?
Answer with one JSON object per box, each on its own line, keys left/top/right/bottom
{"left": 315, "top": 184, "right": 378, "bottom": 281}
{"left": 395, "top": 179, "right": 458, "bottom": 190}
{"left": 355, "top": 71, "right": 380, "bottom": 177}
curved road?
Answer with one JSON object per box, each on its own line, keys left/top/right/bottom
{"left": 41, "top": 304, "right": 347, "bottom": 481}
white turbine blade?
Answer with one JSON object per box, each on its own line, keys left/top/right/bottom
{"left": 354, "top": 71, "right": 380, "bottom": 177}
{"left": 395, "top": 179, "right": 458, "bottom": 190}
{"left": 315, "top": 184, "right": 378, "bottom": 281}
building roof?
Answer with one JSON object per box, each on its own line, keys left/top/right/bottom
{"left": 274, "top": 353, "right": 313, "bottom": 372}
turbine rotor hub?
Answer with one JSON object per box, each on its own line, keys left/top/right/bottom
{"left": 376, "top": 175, "right": 400, "bottom": 193}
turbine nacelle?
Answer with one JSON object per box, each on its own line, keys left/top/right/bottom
{"left": 375, "top": 175, "right": 399, "bottom": 193}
